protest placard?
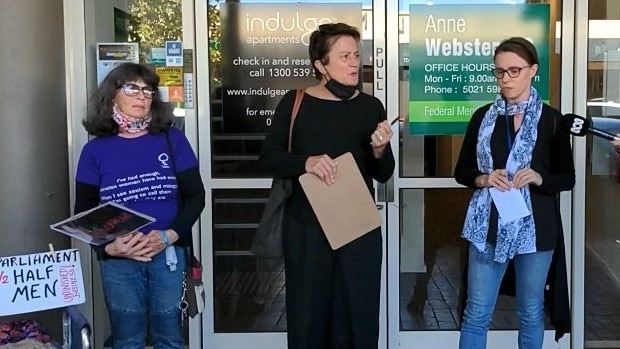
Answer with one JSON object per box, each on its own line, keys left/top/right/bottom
{"left": 0, "top": 249, "right": 85, "bottom": 316}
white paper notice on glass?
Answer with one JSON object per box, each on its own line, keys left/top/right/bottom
{"left": 489, "top": 188, "right": 531, "bottom": 222}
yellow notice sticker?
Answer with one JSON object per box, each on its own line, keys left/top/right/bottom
{"left": 155, "top": 67, "right": 183, "bottom": 86}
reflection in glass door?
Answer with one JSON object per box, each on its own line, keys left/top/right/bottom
{"left": 387, "top": 1, "right": 570, "bottom": 348}
{"left": 584, "top": 2, "right": 620, "bottom": 348}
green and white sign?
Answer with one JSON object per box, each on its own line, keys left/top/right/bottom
{"left": 409, "top": 4, "right": 550, "bottom": 135}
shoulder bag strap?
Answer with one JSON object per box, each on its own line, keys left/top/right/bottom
{"left": 287, "top": 89, "right": 305, "bottom": 153}
{"left": 164, "top": 129, "right": 195, "bottom": 259}
{"left": 164, "top": 129, "right": 177, "bottom": 174}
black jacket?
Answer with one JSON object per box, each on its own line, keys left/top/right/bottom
{"left": 455, "top": 103, "right": 574, "bottom": 341}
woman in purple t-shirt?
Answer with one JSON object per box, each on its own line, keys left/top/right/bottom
{"left": 75, "top": 63, "right": 205, "bottom": 349}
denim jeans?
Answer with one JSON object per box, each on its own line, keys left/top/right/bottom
{"left": 459, "top": 243, "right": 553, "bottom": 349}
{"left": 100, "top": 246, "right": 186, "bottom": 349}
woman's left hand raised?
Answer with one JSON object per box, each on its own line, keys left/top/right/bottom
{"left": 370, "top": 120, "right": 393, "bottom": 158}
{"left": 512, "top": 168, "right": 543, "bottom": 188}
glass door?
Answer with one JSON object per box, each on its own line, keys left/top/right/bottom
{"left": 196, "top": 1, "right": 386, "bottom": 347}
{"left": 580, "top": 1, "right": 620, "bottom": 348}
{"left": 386, "top": 1, "right": 572, "bottom": 348}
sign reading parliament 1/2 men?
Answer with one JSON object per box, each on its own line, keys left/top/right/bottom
{"left": 408, "top": 4, "right": 550, "bottom": 135}
{"left": 0, "top": 249, "right": 85, "bottom": 316}
{"left": 220, "top": 3, "right": 362, "bottom": 134}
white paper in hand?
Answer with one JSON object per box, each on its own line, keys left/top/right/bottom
{"left": 488, "top": 187, "right": 531, "bottom": 222}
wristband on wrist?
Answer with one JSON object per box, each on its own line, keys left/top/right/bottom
{"left": 159, "top": 230, "right": 171, "bottom": 246}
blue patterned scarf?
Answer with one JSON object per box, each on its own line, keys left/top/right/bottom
{"left": 461, "top": 87, "right": 543, "bottom": 263}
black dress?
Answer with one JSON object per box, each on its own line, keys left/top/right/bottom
{"left": 261, "top": 89, "right": 395, "bottom": 349}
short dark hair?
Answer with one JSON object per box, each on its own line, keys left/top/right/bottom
{"left": 308, "top": 23, "right": 361, "bottom": 80}
{"left": 494, "top": 37, "right": 539, "bottom": 66}
{"left": 83, "top": 62, "right": 173, "bottom": 136}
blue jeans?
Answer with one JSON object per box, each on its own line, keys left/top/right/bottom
{"left": 100, "top": 246, "right": 186, "bottom": 349}
{"left": 459, "top": 243, "right": 553, "bottom": 349}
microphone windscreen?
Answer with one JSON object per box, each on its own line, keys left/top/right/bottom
{"left": 561, "top": 113, "right": 590, "bottom": 136}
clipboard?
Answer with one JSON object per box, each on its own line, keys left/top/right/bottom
{"left": 299, "top": 152, "right": 381, "bottom": 249}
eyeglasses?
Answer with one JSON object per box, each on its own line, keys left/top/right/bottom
{"left": 120, "top": 83, "right": 157, "bottom": 98}
{"left": 491, "top": 66, "right": 531, "bottom": 79}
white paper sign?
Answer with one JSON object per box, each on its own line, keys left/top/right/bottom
{"left": 489, "top": 187, "right": 531, "bottom": 222}
{"left": 0, "top": 249, "right": 85, "bottom": 316}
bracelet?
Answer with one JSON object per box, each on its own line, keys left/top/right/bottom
{"left": 159, "top": 230, "right": 171, "bottom": 247}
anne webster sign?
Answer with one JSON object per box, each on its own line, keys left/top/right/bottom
{"left": 0, "top": 249, "right": 85, "bottom": 316}
{"left": 408, "top": 4, "right": 550, "bottom": 135}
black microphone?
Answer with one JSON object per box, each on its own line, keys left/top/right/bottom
{"left": 561, "top": 113, "right": 620, "bottom": 141}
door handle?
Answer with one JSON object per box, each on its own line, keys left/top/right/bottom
{"left": 376, "top": 204, "right": 385, "bottom": 210}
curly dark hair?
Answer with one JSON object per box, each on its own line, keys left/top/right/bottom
{"left": 83, "top": 63, "right": 174, "bottom": 136}
{"left": 308, "top": 23, "right": 361, "bottom": 80}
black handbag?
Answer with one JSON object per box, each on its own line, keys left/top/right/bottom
{"left": 251, "top": 89, "right": 304, "bottom": 258}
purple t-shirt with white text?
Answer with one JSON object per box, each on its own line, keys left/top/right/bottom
{"left": 75, "top": 127, "right": 198, "bottom": 232}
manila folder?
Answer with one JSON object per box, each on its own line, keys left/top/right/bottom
{"left": 299, "top": 152, "right": 381, "bottom": 250}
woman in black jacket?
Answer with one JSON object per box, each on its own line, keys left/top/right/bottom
{"left": 454, "top": 37, "right": 575, "bottom": 349}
